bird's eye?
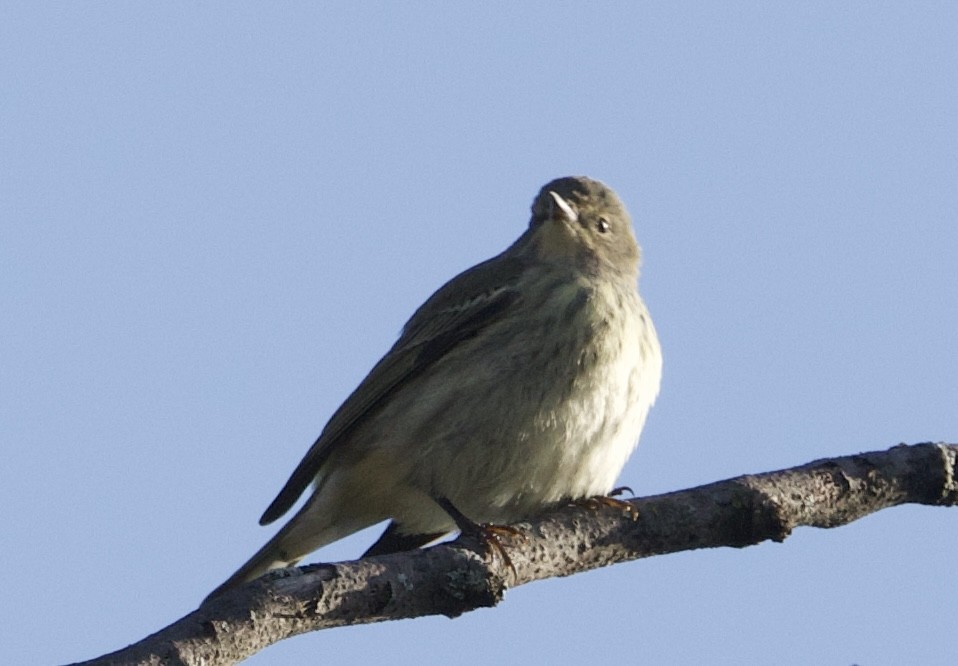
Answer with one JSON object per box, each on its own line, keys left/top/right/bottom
{"left": 596, "top": 217, "right": 611, "bottom": 234}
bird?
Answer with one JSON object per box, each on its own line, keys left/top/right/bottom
{"left": 205, "top": 176, "right": 662, "bottom": 601}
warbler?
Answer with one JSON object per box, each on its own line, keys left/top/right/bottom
{"left": 206, "top": 176, "right": 662, "bottom": 600}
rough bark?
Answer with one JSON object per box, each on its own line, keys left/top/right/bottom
{"left": 70, "top": 441, "right": 958, "bottom": 666}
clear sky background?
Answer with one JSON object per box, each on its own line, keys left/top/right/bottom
{"left": 2, "top": 3, "right": 956, "bottom": 665}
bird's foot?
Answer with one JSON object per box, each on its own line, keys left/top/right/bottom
{"left": 575, "top": 488, "right": 639, "bottom": 521}
{"left": 467, "top": 523, "right": 527, "bottom": 577}
{"left": 435, "top": 497, "right": 526, "bottom": 577}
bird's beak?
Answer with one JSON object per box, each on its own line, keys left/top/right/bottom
{"left": 534, "top": 191, "right": 581, "bottom": 261}
{"left": 548, "top": 191, "right": 579, "bottom": 225}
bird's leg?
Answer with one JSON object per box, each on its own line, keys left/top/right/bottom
{"left": 573, "top": 486, "right": 639, "bottom": 521}
{"left": 434, "top": 496, "right": 526, "bottom": 577}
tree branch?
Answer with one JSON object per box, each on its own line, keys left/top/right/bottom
{"left": 71, "top": 441, "right": 958, "bottom": 666}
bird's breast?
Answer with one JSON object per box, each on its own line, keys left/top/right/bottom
{"left": 430, "top": 279, "right": 662, "bottom": 521}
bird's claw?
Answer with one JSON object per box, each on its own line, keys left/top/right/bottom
{"left": 576, "top": 494, "right": 640, "bottom": 521}
{"left": 463, "top": 523, "right": 526, "bottom": 578}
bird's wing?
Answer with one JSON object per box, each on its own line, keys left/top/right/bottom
{"left": 258, "top": 253, "right": 527, "bottom": 525}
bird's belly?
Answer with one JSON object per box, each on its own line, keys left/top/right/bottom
{"left": 416, "top": 312, "right": 657, "bottom": 523}
{"left": 348, "top": 283, "right": 661, "bottom": 532}
{"left": 466, "top": 339, "right": 652, "bottom": 521}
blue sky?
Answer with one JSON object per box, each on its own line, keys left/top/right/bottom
{"left": 2, "top": 3, "right": 956, "bottom": 665}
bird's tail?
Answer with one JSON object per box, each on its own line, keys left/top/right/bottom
{"left": 202, "top": 525, "right": 307, "bottom": 603}
{"left": 202, "top": 501, "right": 378, "bottom": 604}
